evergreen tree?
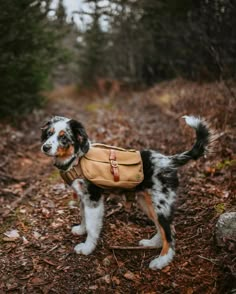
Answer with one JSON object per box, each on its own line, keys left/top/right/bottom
{"left": 77, "top": 0, "right": 236, "bottom": 85}
{"left": 0, "top": 0, "right": 58, "bottom": 117}
{"left": 77, "top": 0, "right": 107, "bottom": 86}
{"left": 56, "top": 0, "right": 67, "bottom": 26}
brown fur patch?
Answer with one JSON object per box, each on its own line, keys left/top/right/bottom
{"left": 59, "top": 130, "right": 65, "bottom": 137}
{"left": 158, "top": 225, "right": 169, "bottom": 256}
{"left": 56, "top": 145, "right": 74, "bottom": 159}
{"left": 137, "top": 191, "right": 170, "bottom": 255}
{"left": 137, "top": 191, "right": 157, "bottom": 224}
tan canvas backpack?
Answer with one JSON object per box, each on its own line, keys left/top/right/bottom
{"left": 60, "top": 143, "right": 144, "bottom": 189}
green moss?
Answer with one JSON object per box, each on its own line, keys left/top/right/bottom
{"left": 86, "top": 102, "right": 114, "bottom": 112}
{"left": 48, "top": 170, "right": 60, "bottom": 182}
{"left": 214, "top": 203, "right": 226, "bottom": 214}
{"left": 215, "top": 159, "right": 236, "bottom": 170}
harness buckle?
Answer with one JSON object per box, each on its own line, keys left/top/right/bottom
{"left": 110, "top": 160, "right": 118, "bottom": 168}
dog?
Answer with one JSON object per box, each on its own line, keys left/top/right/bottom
{"left": 41, "top": 115, "right": 214, "bottom": 270}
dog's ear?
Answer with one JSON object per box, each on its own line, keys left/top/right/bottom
{"left": 68, "top": 119, "right": 90, "bottom": 154}
{"left": 40, "top": 120, "right": 51, "bottom": 142}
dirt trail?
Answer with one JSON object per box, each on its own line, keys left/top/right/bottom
{"left": 0, "top": 84, "right": 235, "bottom": 293}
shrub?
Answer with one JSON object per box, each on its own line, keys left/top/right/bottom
{"left": 0, "top": 0, "right": 58, "bottom": 117}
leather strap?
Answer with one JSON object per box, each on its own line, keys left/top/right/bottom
{"left": 109, "top": 149, "right": 120, "bottom": 182}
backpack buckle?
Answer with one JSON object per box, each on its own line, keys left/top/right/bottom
{"left": 110, "top": 160, "right": 118, "bottom": 168}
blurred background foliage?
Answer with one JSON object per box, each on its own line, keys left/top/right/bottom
{"left": 0, "top": 0, "right": 72, "bottom": 117}
{"left": 79, "top": 0, "right": 236, "bottom": 85}
{"left": 0, "top": 0, "right": 235, "bottom": 117}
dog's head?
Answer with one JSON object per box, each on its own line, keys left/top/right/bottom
{"left": 41, "top": 116, "right": 90, "bottom": 168}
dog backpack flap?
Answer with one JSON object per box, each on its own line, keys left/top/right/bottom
{"left": 80, "top": 143, "right": 144, "bottom": 189}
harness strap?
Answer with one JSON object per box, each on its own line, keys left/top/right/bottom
{"left": 109, "top": 149, "right": 120, "bottom": 182}
{"left": 60, "top": 164, "right": 83, "bottom": 186}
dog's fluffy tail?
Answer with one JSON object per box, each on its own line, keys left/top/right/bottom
{"left": 170, "top": 115, "right": 216, "bottom": 168}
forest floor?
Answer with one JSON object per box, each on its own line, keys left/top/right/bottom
{"left": 0, "top": 79, "right": 235, "bottom": 294}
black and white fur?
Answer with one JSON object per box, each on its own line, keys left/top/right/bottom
{"left": 41, "top": 115, "right": 214, "bottom": 270}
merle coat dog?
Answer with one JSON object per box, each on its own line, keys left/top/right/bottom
{"left": 41, "top": 115, "right": 214, "bottom": 270}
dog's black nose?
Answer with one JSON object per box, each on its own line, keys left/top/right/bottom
{"left": 43, "top": 144, "right": 51, "bottom": 152}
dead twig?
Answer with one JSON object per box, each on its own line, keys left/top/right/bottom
{"left": 140, "top": 251, "right": 146, "bottom": 272}
{"left": 110, "top": 245, "right": 158, "bottom": 250}
{"left": 106, "top": 205, "right": 122, "bottom": 217}
{"left": 0, "top": 170, "right": 30, "bottom": 183}
{"left": 27, "top": 142, "right": 41, "bottom": 151}
{"left": 2, "top": 185, "right": 35, "bottom": 218}
{"left": 112, "top": 249, "right": 121, "bottom": 269}
{"left": 198, "top": 255, "right": 219, "bottom": 265}
{"left": 47, "top": 244, "right": 59, "bottom": 253}
{"left": 185, "top": 233, "right": 199, "bottom": 241}
{"left": 0, "top": 159, "right": 8, "bottom": 168}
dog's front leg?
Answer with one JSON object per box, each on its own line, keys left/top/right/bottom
{"left": 71, "top": 180, "right": 87, "bottom": 236}
{"left": 74, "top": 198, "right": 104, "bottom": 255}
{"left": 72, "top": 201, "right": 86, "bottom": 236}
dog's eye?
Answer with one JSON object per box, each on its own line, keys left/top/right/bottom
{"left": 47, "top": 131, "right": 54, "bottom": 137}
{"left": 60, "top": 135, "right": 68, "bottom": 144}
{"left": 60, "top": 134, "right": 66, "bottom": 140}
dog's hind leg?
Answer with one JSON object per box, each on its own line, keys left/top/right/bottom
{"left": 137, "top": 192, "right": 162, "bottom": 248}
{"left": 137, "top": 191, "right": 175, "bottom": 269}
{"left": 149, "top": 214, "right": 175, "bottom": 270}
{"left": 150, "top": 192, "right": 175, "bottom": 270}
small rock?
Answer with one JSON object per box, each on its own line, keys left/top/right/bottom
{"left": 215, "top": 212, "right": 236, "bottom": 247}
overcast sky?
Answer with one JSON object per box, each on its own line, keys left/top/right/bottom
{"left": 50, "top": 0, "right": 86, "bottom": 29}
{"left": 51, "top": 0, "right": 109, "bottom": 29}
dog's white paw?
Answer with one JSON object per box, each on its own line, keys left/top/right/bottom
{"left": 74, "top": 242, "right": 94, "bottom": 255}
{"left": 71, "top": 225, "right": 86, "bottom": 236}
{"left": 139, "top": 233, "right": 162, "bottom": 248}
{"left": 149, "top": 248, "right": 175, "bottom": 270}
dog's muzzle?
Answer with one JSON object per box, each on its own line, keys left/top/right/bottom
{"left": 42, "top": 144, "right": 51, "bottom": 153}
